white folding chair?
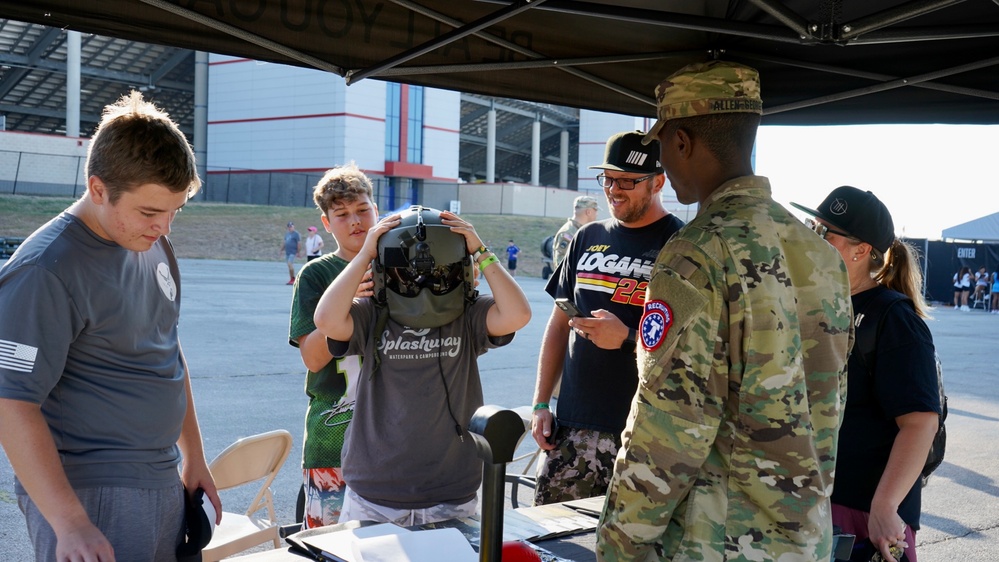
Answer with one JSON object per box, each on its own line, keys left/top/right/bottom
{"left": 202, "top": 429, "right": 293, "bottom": 562}
{"left": 972, "top": 289, "right": 990, "bottom": 310}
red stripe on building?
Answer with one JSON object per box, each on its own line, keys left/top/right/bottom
{"left": 208, "top": 166, "right": 386, "bottom": 176}
{"left": 424, "top": 125, "right": 460, "bottom": 134}
{"left": 206, "top": 168, "right": 458, "bottom": 182}
{"left": 208, "top": 58, "right": 254, "bottom": 66}
{"left": 208, "top": 113, "right": 385, "bottom": 125}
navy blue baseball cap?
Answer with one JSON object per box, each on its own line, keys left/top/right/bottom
{"left": 791, "top": 186, "right": 895, "bottom": 253}
{"left": 588, "top": 131, "right": 662, "bottom": 174}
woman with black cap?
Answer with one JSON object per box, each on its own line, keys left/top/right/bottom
{"left": 792, "top": 186, "right": 941, "bottom": 562}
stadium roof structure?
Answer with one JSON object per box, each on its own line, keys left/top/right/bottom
{"left": 0, "top": 1, "right": 997, "bottom": 125}
{"left": 0, "top": 18, "right": 195, "bottom": 136}
{"left": 0, "top": 19, "right": 579, "bottom": 186}
{"left": 459, "top": 93, "right": 579, "bottom": 185}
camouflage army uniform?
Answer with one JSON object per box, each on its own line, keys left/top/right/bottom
{"left": 552, "top": 218, "right": 582, "bottom": 267}
{"left": 597, "top": 176, "right": 852, "bottom": 562}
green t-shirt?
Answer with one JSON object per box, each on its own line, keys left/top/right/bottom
{"left": 288, "top": 253, "right": 361, "bottom": 468}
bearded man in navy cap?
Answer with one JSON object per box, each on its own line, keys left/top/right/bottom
{"left": 529, "top": 131, "right": 684, "bottom": 506}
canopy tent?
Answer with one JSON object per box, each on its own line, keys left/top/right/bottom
{"left": 942, "top": 212, "right": 999, "bottom": 241}
{"left": 1, "top": 1, "right": 998, "bottom": 125}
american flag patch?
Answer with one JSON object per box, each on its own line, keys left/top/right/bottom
{"left": 0, "top": 339, "right": 38, "bottom": 373}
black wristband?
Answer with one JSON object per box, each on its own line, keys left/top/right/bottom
{"left": 620, "top": 327, "right": 637, "bottom": 352}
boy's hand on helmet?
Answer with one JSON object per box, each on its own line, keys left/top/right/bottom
{"left": 362, "top": 214, "right": 401, "bottom": 260}
{"left": 440, "top": 211, "right": 483, "bottom": 253}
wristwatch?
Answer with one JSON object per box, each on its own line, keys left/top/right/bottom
{"left": 472, "top": 245, "right": 489, "bottom": 261}
{"left": 620, "top": 327, "right": 637, "bottom": 353}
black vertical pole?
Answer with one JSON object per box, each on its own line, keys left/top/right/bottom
{"left": 468, "top": 406, "right": 526, "bottom": 562}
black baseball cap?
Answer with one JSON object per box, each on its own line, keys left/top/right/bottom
{"left": 176, "top": 488, "right": 215, "bottom": 561}
{"left": 791, "top": 186, "right": 895, "bottom": 253}
{"left": 588, "top": 131, "right": 663, "bottom": 174}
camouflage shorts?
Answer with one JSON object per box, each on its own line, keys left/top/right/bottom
{"left": 533, "top": 425, "right": 620, "bottom": 506}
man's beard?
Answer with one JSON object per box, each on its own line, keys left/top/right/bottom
{"left": 611, "top": 194, "right": 651, "bottom": 224}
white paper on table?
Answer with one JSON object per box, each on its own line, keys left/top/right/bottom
{"left": 351, "top": 527, "right": 476, "bottom": 562}
{"left": 351, "top": 523, "right": 412, "bottom": 540}
{"left": 299, "top": 522, "right": 411, "bottom": 561}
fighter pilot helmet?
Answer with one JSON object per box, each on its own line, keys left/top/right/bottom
{"left": 372, "top": 206, "right": 477, "bottom": 328}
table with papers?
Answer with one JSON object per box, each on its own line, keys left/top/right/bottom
{"left": 228, "top": 497, "right": 603, "bottom": 562}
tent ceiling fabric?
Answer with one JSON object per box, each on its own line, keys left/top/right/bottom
{"left": 2, "top": 0, "right": 998, "bottom": 124}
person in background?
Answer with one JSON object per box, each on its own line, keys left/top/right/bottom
{"left": 505, "top": 239, "right": 520, "bottom": 277}
{"left": 974, "top": 266, "right": 989, "bottom": 303}
{"left": 596, "top": 61, "right": 852, "bottom": 562}
{"left": 952, "top": 268, "right": 964, "bottom": 309}
{"left": 304, "top": 225, "right": 324, "bottom": 262}
{"left": 0, "top": 91, "right": 220, "bottom": 562}
{"left": 288, "top": 163, "right": 378, "bottom": 528}
{"left": 793, "top": 186, "right": 940, "bottom": 562}
{"left": 282, "top": 221, "right": 303, "bottom": 284}
{"left": 552, "top": 195, "right": 600, "bottom": 268}
{"left": 953, "top": 266, "right": 972, "bottom": 310}
{"left": 530, "top": 131, "right": 684, "bottom": 506}
{"left": 314, "top": 207, "right": 531, "bottom": 525}
{"left": 991, "top": 271, "right": 999, "bottom": 314}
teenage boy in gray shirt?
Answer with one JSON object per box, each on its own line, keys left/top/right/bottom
{"left": 0, "top": 91, "right": 220, "bottom": 562}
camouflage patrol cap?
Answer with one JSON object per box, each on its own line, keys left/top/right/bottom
{"left": 641, "top": 60, "right": 763, "bottom": 145}
{"left": 574, "top": 195, "right": 599, "bottom": 210}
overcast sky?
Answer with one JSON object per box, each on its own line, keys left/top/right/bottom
{"left": 756, "top": 124, "right": 999, "bottom": 240}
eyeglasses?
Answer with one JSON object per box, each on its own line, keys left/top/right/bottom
{"left": 805, "top": 218, "right": 852, "bottom": 240}
{"left": 595, "top": 173, "right": 657, "bottom": 191}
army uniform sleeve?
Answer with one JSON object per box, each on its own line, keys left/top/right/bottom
{"left": 552, "top": 224, "right": 574, "bottom": 266}
{"left": 597, "top": 236, "right": 728, "bottom": 561}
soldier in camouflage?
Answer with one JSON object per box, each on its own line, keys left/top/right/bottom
{"left": 596, "top": 60, "right": 853, "bottom": 561}
{"left": 552, "top": 195, "right": 600, "bottom": 268}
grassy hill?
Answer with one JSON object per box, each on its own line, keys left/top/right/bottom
{"left": 1, "top": 194, "right": 565, "bottom": 277}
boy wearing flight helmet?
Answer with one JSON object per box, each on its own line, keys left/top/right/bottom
{"left": 314, "top": 206, "right": 531, "bottom": 525}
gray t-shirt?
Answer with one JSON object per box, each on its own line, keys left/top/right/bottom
{"left": 329, "top": 297, "right": 511, "bottom": 509}
{"left": 284, "top": 230, "right": 301, "bottom": 255}
{"left": 0, "top": 213, "right": 186, "bottom": 489}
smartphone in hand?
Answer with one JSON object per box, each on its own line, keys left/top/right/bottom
{"left": 546, "top": 416, "right": 561, "bottom": 445}
{"left": 555, "top": 298, "right": 583, "bottom": 317}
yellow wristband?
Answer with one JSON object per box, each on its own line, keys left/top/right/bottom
{"left": 478, "top": 254, "right": 500, "bottom": 272}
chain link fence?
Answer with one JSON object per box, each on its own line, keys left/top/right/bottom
{"left": 0, "top": 150, "right": 86, "bottom": 197}
{"left": 1, "top": 150, "right": 606, "bottom": 220}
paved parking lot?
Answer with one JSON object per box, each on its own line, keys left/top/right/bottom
{"left": 2, "top": 258, "right": 998, "bottom": 560}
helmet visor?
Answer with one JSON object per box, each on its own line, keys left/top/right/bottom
{"left": 386, "top": 261, "right": 465, "bottom": 297}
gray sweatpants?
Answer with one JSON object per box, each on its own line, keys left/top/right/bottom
{"left": 18, "top": 483, "right": 185, "bottom": 562}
